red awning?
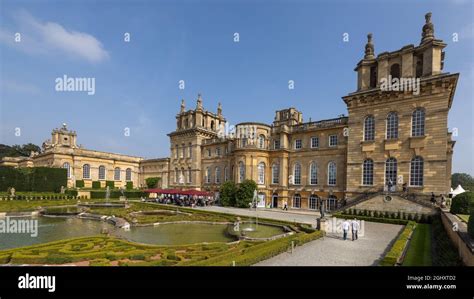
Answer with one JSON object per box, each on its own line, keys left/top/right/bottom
{"left": 144, "top": 188, "right": 213, "bottom": 196}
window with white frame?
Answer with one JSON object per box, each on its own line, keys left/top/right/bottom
{"left": 259, "top": 135, "right": 265, "bottom": 149}
{"left": 125, "top": 168, "right": 132, "bottom": 181}
{"left": 386, "top": 112, "right": 399, "bottom": 139}
{"left": 385, "top": 158, "right": 397, "bottom": 186}
{"left": 362, "top": 159, "right": 374, "bottom": 185}
{"left": 309, "top": 162, "right": 318, "bottom": 185}
{"left": 188, "top": 143, "right": 193, "bottom": 158}
{"left": 215, "top": 167, "right": 221, "bottom": 184}
{"left": 309, "top": 195, "right": 318, "bottom": 210}
{"left": 63, "top": 162, "right": 71, "bottom": 178}
{"left": 311, "top": 137, "right": 319, "bottom": 148}
{"left": 411, "top": 108, "right": 425, "bottom": 137}
{"left": 207, "top": 149, "right": 211, "bottom": 157}
{"left": 83, "top": 164, "right": 90, "bottom": 179}
{"left": 410, "top": 156, "right": 424, "bottom": 186}
{"left": 294, "top": 139, "right": 302, "bottom": 149}
{"left": 328, "top": 162, "right": 337, "bottom": 185}
{"left": 216, "top": 147, "right": 221, "bottom": 156}
{"left": 114, "top": 167, "right": 121, "bottom": 181}
{"left": 98, "top": 165, "right": 106, "bottom": 180}
{"left": 364, "top": 115, "right": 375, "bottom": 141}
{"left": 293, "top": 163, "right": 301, "bottom": 185}
{"left": 257, "top": 162, "right": 265, "bottom": 184}
{"left": 329, "top": 135, "right": 338, "bottom": 147}
{"left": 293, "top": 194, "right": 301, "bottom": 208}
{"left": 206, "top": 167, "right": 211, "bottom": 183}
{"left": 272, "top": 163, "right": 280, "bottom": 184}
{"left": 224, "top": 166, "right": 229, "bottom": 181}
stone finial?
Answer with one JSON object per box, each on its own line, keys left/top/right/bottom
{"left": 364, "top": 33, "right": 375, "bottom": 59}
{"left": 196, "top": 93, "right": 203, "bottom": 110}
{"left": 180, "top": 99, "right": 185, "bottom": 113}
{"left": 421, "top": 12, "right": 434, "bottom": 44}
{"left": 217, "top": 102, "right": 222, "bottom": 116}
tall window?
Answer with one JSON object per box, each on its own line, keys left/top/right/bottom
{"left": 259, "top": 135, "right": 265, "bottom": 149}
{"left": 175, "top": 168, "right": 178, "bottom": 183}
{"left": 257, "top": 162, "right": 265, "bottom": 184}
{"left": 82, "top": 164, "right": 90, "bottom": 179}
{"left": 309, "top": 162, "right": 318, "bottom": 185}
{"left": 293, "top": 163, "right": 301, "bottom": 185}
{"left": 207, "top": 149, "right": 211, "bottom": 157}
{"left": 272, "top": 163, "right": 280, "bottom": 184}
{"left": 385, "top": 158, "right": 397, "bottom": 186}
{"left": 293, "top": 194, "right": 301, "bottom": 208}
{"left": 98, "top": 165, "right": 106, "bottom": 180}
{"left": 274, "top": 139, "right": 280, "bottom": 149}
{"left": 188, "top": 143, "right": 192, "bottom": 158}
{"left": 328, "top": 162, "right": 337, "bottom": 185}
{"left": 410, "top": 156, "right": 424, "bottom": 186}
{"left": 181, "top": 144, "right": 185, "bottom": 158}
{"left": 311, "top": 137, "right": 319, "bottom": 148}
{"left": 241, "top": 138, "right": 247, "bottom": 147}
{"left": 239, "top": 162, "right": 245, "bottom": 182}
{"left": 412, "top": 108, "right": 425, "bottom": 137}
{"left": 309, "top": 195, "right": 318, "bottom": 210}
{"left": 364, "top": 116, "right": 375, "bottom": 141}
{"left": 215, "top": 167, "right": 221, "bottom": 184}
{"left": 63, "top": 162, "right": 70, "bottom": 178}
{"left": 224, "top": 166, "right": 229, "bottom": 181}
{"left": 206, "top": 167, "right": 211, "bottom": 183}
{"left": 188, "top": 167, "right": 192, "bottom": 183}
{"left": 390, "top": 63, "right": 400, "bottom": 79}
{"left": 386, "top": 112, "right": 399, "bottom": 139}
{"left": 216, "top": 147, "right": 221, "bottom": 156}
{"left": 294, "top": 139, "right": 302, "bottom": 149}
{"left": 175, "top": 145, "right": 179, "bottom": 159}
{"left": 362, "top": 159, "right": 374, "bottom": 186}
{"left": 114, "top": 167, "right": 121, "bottom": 181}
{"left": 125, "top": 168, "right": 132, "bottom": 181}
{"left": 329, "top": 135, "right": 338, "bottom": 147}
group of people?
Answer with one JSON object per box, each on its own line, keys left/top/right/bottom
{"left": 341, "top": 219, "right": 360, "bottom": 241}
{"left": 147, "top": 194, "right": 215, "bottom": 207}
{"left": 431, "top": 192, "right": 449, "bottom": 208}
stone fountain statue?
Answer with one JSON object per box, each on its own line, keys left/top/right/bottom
{"left": 105, "top": 186, "right": 111, "bottom": 202}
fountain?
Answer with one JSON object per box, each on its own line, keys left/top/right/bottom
{"left": 242, "top": 190, "right": 259, "bottom": 233}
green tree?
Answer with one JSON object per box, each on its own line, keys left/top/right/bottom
{"left": 450, "top": 192, "right": 474, "bottom": 215}
{"left": 235, "top": 179, "right": 257, "bottom": 208}
{"left": 451, "top": 173, "right": 474, "bottom": 190}
{"left": 145, "top": 177, "right": 160, "bottom": 188}
{"left": 219, "top": 181, "right": 237, "bottom": 206}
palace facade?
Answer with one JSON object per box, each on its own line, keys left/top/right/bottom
{"left": 1, "top": 13, "right": 458, "bottom": 211}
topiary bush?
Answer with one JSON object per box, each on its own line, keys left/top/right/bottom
{"left": 92, "top": 181, "right": 101, "bottom": 189}
{"left": 450, "top": 192, "right": 474, "bottom": 215}
{"left": 75, "top": 180, "right": 85, "bottom": 188}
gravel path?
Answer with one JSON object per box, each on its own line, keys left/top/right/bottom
{"left": 255, "top": 221, "right": 403, "bottom": 266}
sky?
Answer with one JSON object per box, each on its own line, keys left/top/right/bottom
{"left": 0, "top": 0, "right": 473, "bottom": 174}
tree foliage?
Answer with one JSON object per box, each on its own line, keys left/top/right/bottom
{"left": 235, "top": 179, "right": 257, "bottom": 208}
{"left": 219, "top": 181, "right": 237, "bottom": 207}
{"left": 451, "top": 173, "right": 474, "bottom": 190}
{"left": 145, "top": 177, "right": 160, "bottom": 188}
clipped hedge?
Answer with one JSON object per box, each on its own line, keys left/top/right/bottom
{"left": 75, "top": 180, "right": 85, "bottom": 188}
{"left": 0, "top": 166, "right": 67, "bottom": 192}
{"left": 450, "top": 192, "right": 474, "bottom": 215}
{"left": 379, "top": 221, "right": 417, "bottom": 266}
{"left": 126, "top": 182, "right": 133, "bottom": 190}
{"left": 92, "top": 181, "right": 101, "bottom": 189}
{"left": 106, "top": 181, "right": 115, "bottom": 189}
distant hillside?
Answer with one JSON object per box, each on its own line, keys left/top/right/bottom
{"left": 0, "top": 143, "right": 42, "bottom": 158}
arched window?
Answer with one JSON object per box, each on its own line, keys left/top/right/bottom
{"left": 412, "top": 108, "right": 425, "bottom": 137}
{"left": 309, "top": 162, "right": 317, "bottom": 185}
{"left": 328, "top": 162, "right": 337, "bottom": 185}
{"left": 364, "top": 115, "right": 375, "bottom": 141}
{"left": 239, "top": 161, "right": 245, "bottom": 182}
{"left": 385, "top": 158, "right": 397, "bottom": 186}
{"left": 82, "top": 164, "right": 90, "bottom": 179}
{"left": 272, "top": 163, "right": 280, "bottom": 184}
{"left": 386, "top": 112, "right": 399, "bottom": 139}
{"left": 390, "top": 63, "right": 400, "bottom": 79}
{"left": 293, "top": 163, "right": 301, "bottom": 185}
{"left": 206, "top": 167, "right": 211, "bottom": 183}
{"left": 215, "top": 167, "right": 221, "bottom": 184}
{"left": 224, "top": 166, "right": 229, "bottom": 181}
{"left": 257, "top": 162, "right": 265, "bottom": 184}
{"left": 362, "top": 159, "right": 374, "bottom": 185}
{"left": 293, "top": 194, "right": 301, "bottom": 208}
{"left": 125, "top": 168, "right": 132, "bottom": 181}
{"left": 309, "top": 195, "right": 319, "bottom": 210}
{"left": 369, "top": 66, "right": 377, "bottom": 88}
{"left": 258, "top": 135, "right": 265, "bottom": 149}
{"left": 98, "top": 165, "right": 106, "bottom": 180}
{"left": 210, "top": 120, "right": 215, "bottom": 130}
{"left": 63, "top": 162, "right": 70, "bottom": 178}
{"left": 410, "top": 156, "right": 424, "bottom": 186}
{"left": 114, "top": 167, "right": 121, "bottom": 181}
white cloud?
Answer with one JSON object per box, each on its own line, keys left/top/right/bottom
{"left": 0, "top": 79, "right": 41, "bottom": 95}
{"left": 0, "top": 10, "right": 109, "bottom": 63}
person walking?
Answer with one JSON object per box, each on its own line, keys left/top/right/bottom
{"left": 430, "top": 192, "right": 436, "bottom": 205}
{"left": 342, "top": 219, "right": 350, "bottom": 241}
{"left": 283, "top": 200, "right": 288, "bottom": 211}
{"left": 351, "top": 219, "right": 360, "bottom": 241}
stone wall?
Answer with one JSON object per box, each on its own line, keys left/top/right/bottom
{"left": 352, "top": 195, "right": 435, "bottom": 214}
{"left": 440, "top": 210, "right": 474, "bottom": 266}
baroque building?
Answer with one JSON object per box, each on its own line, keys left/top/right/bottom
{"left": 1, "top": 13, "right": 458, "bottom": 212}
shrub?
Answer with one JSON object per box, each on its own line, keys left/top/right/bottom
{"left": 75, "top": 180, "right": 85, "bottom": 188}
{"left": 65, "top": 189, "right": 78, "bottom": 197}
{"left": 450, "top": 192, "right": 474, "bottom": 215}
{"left": 235, "top": 180, "right": 257, "bottom": 208}
{"left": 145, "top": 177, "right": 160, "bottom": 189}
{"left": 126, "top": 182, "right": 133, "bottom": 190}
{"left": 106, "top": 181, "right": 115, "bottom": 189}
{"left": 92, "top": 181, "right": 101, "bottom": 189}
{"left": 0, "top": 166, "right": 67, "bottom": 192}
{"left": 380, "top": 221, "right": 417, "bottom": 266}
{"left": 220, "top": 181, "right": 237, "bottom": 207}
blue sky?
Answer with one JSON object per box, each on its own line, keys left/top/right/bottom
{"left": 0, "top": 0, "right": 473, "bottom": 174}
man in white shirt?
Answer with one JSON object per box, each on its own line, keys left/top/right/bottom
{"left": 342, "top": 219, "right": 350, "bottom": 240}
{"left": 352, "top": 219, "right": 360, "bottom": 241}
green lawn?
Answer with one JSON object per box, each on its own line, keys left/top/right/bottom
{"left": 402, "top": 224, "right": 432, "bottom": 266}
{"left": 457, "top": 214, "right": 470, "bottom": 223}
